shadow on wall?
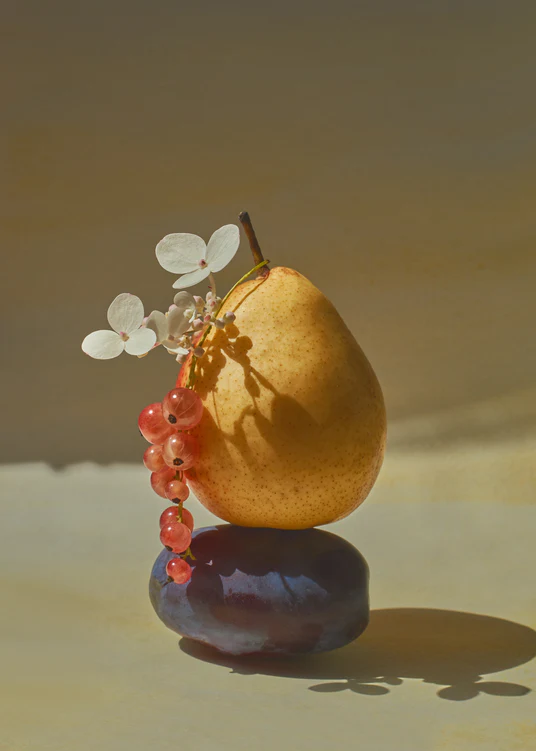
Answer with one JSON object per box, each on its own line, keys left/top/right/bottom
{"left": 180, "top": 608, "right": 536, "bottom": 700}
{"left": 388, "top": 386, "right": 536, "bottom": 452}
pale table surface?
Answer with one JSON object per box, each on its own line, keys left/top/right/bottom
{"left": 1, "top": 463, "right": 535, "bottom": 751}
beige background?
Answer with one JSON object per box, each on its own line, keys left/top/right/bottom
{"left": 1, "top": 2, "right": 535, "bottom": 750}
{"left": 1, "top": 1, "right": 535, "bottom": 482}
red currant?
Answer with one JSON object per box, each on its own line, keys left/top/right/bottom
{"left": 162, "top": 433, "right": 199, "bottom": 471}
{"left": 180, "top": 507, "right": 194, "bottom": 531}
{"left": 150, "top": 466, "right": 177, "bottom": 499}
{"left": 160, "top": 522, "right": 192, "bottom": 553}
{"left": 143, "top": 444, "right": 165, "bottom": 472}
{"left": 162, "top": 388, "right": 203, "bottom": 430}
{"left": 138, "top": 403, "right": 176, "bottom": 445}
{"left": 158, "top": 506, "right": 194, "bottom": 531}
{"left": 164, "top": 479, "right": 190, "bottom": 504}
{"left": 166, "top": 557, "right": 192, "bottom": 584}
{"left": 159, "top": 506, "right": 180, "bottom": 528}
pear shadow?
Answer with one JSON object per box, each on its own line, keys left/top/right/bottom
{"left": 179, "top": 608, "right": 536, "bottom": 701}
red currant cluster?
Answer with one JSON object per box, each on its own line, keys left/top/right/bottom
{"left": 139, "top": 387, "right": 204, "bottom": 584}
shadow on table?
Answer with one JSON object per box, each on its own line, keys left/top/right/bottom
{"left": 179, "top": 608, "right": 536, "bottom": 700}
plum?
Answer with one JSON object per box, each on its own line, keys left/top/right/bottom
{"left": 149, "top": 525, "right": 369, "bottom": 656}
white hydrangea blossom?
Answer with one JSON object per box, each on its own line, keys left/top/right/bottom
{"left": 155, "top": 224, "right": 240, "bottom": 289}
{"left": 82, "top": 223, "right": 240, "bottom": 364}
{"left": 145, "top": 291, "right": 196, "bottom": 357}
{"left": 82, "top": 293, "right": 156, "bottom": 359}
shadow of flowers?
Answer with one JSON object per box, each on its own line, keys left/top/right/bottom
{"left": 180, "top": 607, "right": 535, "bottom": 701}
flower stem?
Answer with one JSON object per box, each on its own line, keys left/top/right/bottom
{"left": 186, "top": 258, "right": 269, "bottom": 389}
{"left": 208, "top": 272, "right": 217, "bottom": 300}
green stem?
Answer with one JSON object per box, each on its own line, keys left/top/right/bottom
{"left": 208, "top": 271, "right": 217, "bottom": 300}
{"left": 215, "top": 259, "right": 269, "bottom": 317}
{"left": 186, "top": 258, "right": 269, "bottom": 388}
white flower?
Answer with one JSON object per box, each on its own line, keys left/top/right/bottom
{"left": 145, "top": 291, "right": 195, "bottom": 355}
{"left": 81, "top": 294, "right": 157, "bottom": 360}
{"left": 205, "top": 290, "right": 222, "bottom": 312}
{"left": 155, "top": 224, "right": 240, "bottom": 289}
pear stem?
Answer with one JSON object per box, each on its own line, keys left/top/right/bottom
{"left": 239, "top": 211, "right": 269, "bottom": 273}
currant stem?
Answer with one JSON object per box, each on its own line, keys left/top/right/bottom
{"left": 238, "top": 211, "right": 269, "bottom": 272}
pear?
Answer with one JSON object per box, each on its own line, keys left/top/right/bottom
{"left": 178, "top": 220, "right": 386, "bottom": 530}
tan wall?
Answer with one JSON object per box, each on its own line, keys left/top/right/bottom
{"left": 2, "top": 2, "right": 535, "bottom": 498}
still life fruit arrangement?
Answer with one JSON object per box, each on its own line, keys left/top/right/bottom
{"left": 82, "top": 212, "right": 386, "bottom": 656}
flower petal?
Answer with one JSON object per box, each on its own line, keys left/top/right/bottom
{"left": 172, "top": 267, "right": 210, "bottom": 289}
{"left": 156, "top": 233, "right": 206, "bottom": 273}
{"left": 107, "top": 293, "right": 145, "bottom": 335}
{"left": 164, "top": 343, "right": 190, "bottom": 355}
{"left": 145, "top": 310, "right": 168, "bottom": 343}
{"left": 81, "top": 330, "right": 124, "bottom": 359}
{"left": 124, "top": 327, "right": 157, "bottom": 356}
{"left": 173, "top": 290, "right": 196, "bottom": 310}
{"left": 205, "top": 224, "right": 240, "bottom": 272}
{"left": 167, "top": 306, "right": 191, "bottom": 337}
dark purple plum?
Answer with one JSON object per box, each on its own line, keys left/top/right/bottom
{"left": 149, "top": 525, "right": 369, "bottom": 656}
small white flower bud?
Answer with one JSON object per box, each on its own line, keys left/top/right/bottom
{"left": 203, "top": 314, "right": 212, "bottom": 323}
{"left": 214, "top": 318, "right": 226, "bottom": 329}
{"left": 223, "top": 311, "right": 236, "bottom": 324}
{"left": 176, "top": 353, "right": 188, "bottom": 364}
{"left": 193, "top": 295, "right": 204, "bottom": 309}
{"left": 168, "top": 304, "right": 177, "bottom": 312}
{"left": 193, "top": 347, "right": 205, "bottom": 358}
{"left": 192, "top": 318, "right": 204, "bottom": 331}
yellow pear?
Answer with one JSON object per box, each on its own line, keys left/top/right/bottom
{"left": 178, "top": 261, "right": 386, "bottom": 530}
